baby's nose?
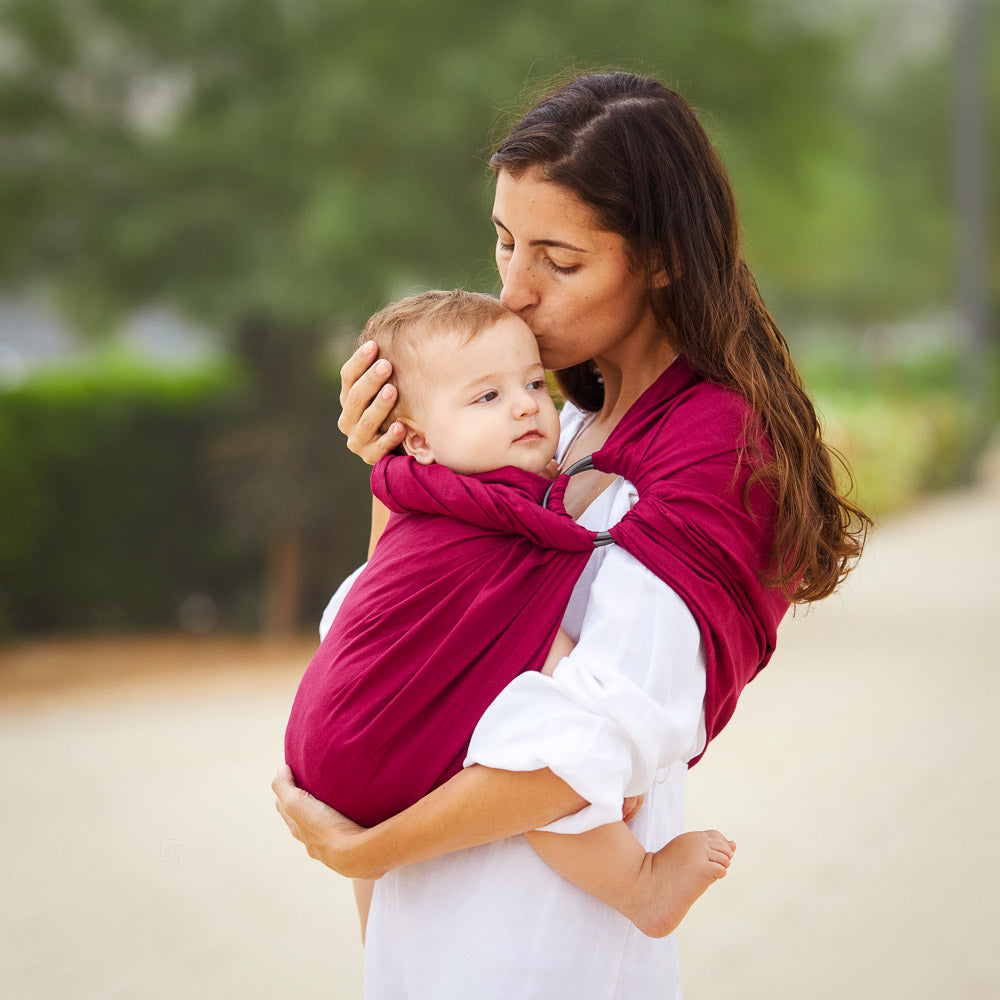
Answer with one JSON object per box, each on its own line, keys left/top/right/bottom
{"left": 513, "top": 391, "right": 539, "bottom": 417}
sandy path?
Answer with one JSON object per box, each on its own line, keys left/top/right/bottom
{"left": 679, "top": 463, "right": 1000, "bottom": 998}
{"left": 1, "top": 464, "right": 998, "bottom": 999}
{"left": 0, "top": 637, "right": 364, "bottom": 1000}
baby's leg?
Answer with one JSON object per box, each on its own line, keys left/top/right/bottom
{"left": 525, "top": 821, "right": 734, "bottom": 938}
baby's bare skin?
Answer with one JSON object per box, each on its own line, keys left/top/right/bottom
{"left": 533, "top": 627, "right": 734, "bottom": 937}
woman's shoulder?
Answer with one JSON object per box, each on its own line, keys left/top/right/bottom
{"left": 656, "top": 361, "right": 759, "bottom": 443}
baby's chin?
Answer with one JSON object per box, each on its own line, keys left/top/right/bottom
{"left": 512, "top": 450, "right": 559, "bottom": 478}
{"left": 450, "top": 450, "right": 558, "bottom": 478}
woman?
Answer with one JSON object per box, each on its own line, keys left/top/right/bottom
{"left": 273, "top": 71, "right": 869, "bottom": 999}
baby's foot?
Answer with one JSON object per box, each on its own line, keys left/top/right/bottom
{"left": 631, "top": 829, "right": 735, "bottom": 938}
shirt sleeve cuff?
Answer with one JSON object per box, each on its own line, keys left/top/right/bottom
{"left": 464, "top": 659, "right": 676, "bottom": 833}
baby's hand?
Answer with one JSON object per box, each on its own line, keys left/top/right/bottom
{"left": 623, "top": 794, "right": 645, "bottom": 822}
{"left": 540, "top": 627, "right": 575, "bottom": 676}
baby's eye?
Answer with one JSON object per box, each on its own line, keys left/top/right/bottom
{"left": 528, "top": 378, "right": 546, "bottom": 391}
{"left": 475, "top": 390, "right": 499, "bottom": 403}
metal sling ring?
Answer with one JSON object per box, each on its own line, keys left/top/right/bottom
{"left": 543, "top": 455, "right": 615, "bottom": 548}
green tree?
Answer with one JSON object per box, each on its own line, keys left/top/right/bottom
{"left": 7, "top": 0, "right": 975, "bottom": 627}
{"left": 0, "top": 0, "right": 863, "bottom": 331}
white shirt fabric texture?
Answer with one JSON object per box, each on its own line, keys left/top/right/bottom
{"left": 319, "top": 403, "right": 708, "bottom": 1000}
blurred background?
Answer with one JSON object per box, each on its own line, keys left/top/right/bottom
{"left": 0, "top": 0, "right": 996, "bottom": 997}
{"left": 0, "top": 0, "right": 996, "bottom": 638}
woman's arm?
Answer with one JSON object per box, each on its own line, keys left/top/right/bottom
{"left": 273, "top": 762, "right": 587, "bottom": 880}
{"left": 464, "top": 542, "right": 706, "bottom": 834}
{"left": 274, "top": 548, "right": 703, "bottom": 875}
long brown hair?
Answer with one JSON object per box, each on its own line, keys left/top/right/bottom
{"left": 490, "top": 72, "right": 870, "bottom": 602}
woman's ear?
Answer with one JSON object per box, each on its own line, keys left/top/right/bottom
{"left": 650, "top": 246, "right": 680, "bottom": 288}
{"left": 402, "top": 426, "right": 435, "bottom": 466}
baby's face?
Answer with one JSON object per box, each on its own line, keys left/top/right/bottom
{"left": 410, "top": 316, "right": 560, "bottom": 476}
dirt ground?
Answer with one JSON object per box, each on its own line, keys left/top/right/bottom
{"left": 2, "top": 457, "right": 998, "bottom": 999}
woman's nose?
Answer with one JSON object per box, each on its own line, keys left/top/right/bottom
{"left": 499, "top": 255, "right": 538, "bottom": 314}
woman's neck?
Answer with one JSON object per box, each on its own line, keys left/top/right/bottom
{"left": 592, "top": 334, "right": 678, "bottom": 429}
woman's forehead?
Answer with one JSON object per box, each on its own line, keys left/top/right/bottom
{"left": 492, "top": 168, "right": 605, "bottom": 240}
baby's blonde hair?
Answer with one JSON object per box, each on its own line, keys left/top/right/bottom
{"left": 359, "top": 290, "right": 512, "bottom": 430}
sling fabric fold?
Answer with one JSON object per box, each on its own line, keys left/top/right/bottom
{"left": 285, "top": 358, "right": 789, "bottom": 826}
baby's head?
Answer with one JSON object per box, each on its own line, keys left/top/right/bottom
{"left": 360, "top": 290, "right": 560, "bottom": 476}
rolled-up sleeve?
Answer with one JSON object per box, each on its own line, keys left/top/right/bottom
{"left": 464, "top": 541, "right": 707, "bottom": 834}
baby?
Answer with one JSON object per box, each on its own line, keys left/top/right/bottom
{"left": 285, "top": 289, "right": 733, "bottom": 937}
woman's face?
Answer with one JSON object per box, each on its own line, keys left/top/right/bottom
{"left": 492, "top": 168, "right": 660, "bottom": 371}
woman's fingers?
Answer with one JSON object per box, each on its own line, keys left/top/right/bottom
{"left": 337, "top": 345, "right": 406, "bottom": 464}
{"left": 272, "top": 764, "right": 372, "bottom": 871}
{"left": 274, "top": 799, "right": 301, "bottom": 841}
{"left": 338, "top": 340, "right": 379, "bottom": 408}
{"left": 272, "top": 765, "right": 304, "bottom": 840}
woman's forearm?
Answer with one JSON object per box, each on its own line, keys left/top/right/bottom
{"left": 336, "top": 765, "right": 588, "bottom": 879}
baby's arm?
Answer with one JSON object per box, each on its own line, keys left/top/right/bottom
{"left": 541, "top": 628, "right": 575, "bottom": 676}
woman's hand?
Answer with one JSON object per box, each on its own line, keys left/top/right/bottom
{"left": 274, "top": 763, "right": 588, "bottom": 878}
{"left": 338, "top": 341, "right": 406, "bottom": 464}
{"left": 272, "top": 765, "right": 385, "bottom": 879}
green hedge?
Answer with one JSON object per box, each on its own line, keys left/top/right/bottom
{"left": 802, "top": 346, "right": 997, "bottom": 517}
{"left": 0, "top": 362, "right": 371, "bottom": 638}
{"left": 2, "top": 347, "right": 992, "bottom": 639}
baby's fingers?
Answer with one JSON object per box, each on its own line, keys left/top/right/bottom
{"left": 622, "top": 794, "right": 645, "bottom": 822}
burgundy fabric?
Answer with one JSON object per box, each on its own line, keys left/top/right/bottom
{"left": 284, "top": 463, "right": 597, "bottom": 827}
{"left": 284, "top": 357, "right": 789, "bottom": 826}
{"left": 587, "top": 358, "right": 790, "bottom": 761}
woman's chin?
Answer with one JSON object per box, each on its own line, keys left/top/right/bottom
{"left": 539, "top": 347, "right": 584, "bottom": 371}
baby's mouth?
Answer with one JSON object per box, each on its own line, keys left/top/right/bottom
{"left": 514, "top": 429, "right": 542, "bottom": 442}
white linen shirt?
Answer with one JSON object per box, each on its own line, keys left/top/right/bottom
{"left": 320, "top": 404, "right": 707, "bottom": 999}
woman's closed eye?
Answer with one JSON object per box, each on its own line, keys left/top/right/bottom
{"left": 544, "top": 257, "right": 579, "bottom": 275}
{"left": 496, "top": 237, "right": 578, "bottom": 276}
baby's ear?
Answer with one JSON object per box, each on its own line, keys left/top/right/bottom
{"left": 402, "top": 426, "right": 435, "bottom": 466}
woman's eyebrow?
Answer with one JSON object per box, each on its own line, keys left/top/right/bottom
{"left": 491, "top": 214, "right": 590, "bottom": 253}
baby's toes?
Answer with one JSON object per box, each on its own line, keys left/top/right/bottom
{"left": 704, "top": 830, "right": 734, "bottom": 856}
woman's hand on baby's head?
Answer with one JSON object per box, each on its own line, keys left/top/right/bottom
{"left": 338, "top": 341, "right": 406, "bottom": 465}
